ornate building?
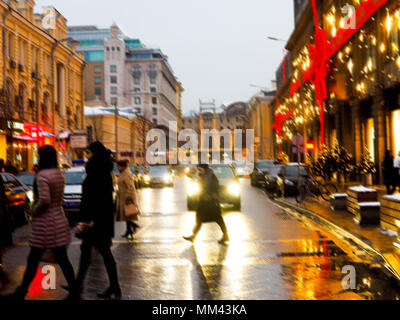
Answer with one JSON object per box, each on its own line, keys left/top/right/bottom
{"left": 0, "top": 0, "right": 85, "bottom": 170}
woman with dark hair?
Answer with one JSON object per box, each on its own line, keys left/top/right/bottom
{"left": 75, "top": 141, "right": 121, "bottom": 300}
{"left": 1, "top": 145, "right": 78, "bottom": 300}
{"left": 183, "top": 163, "right": 229, "bottom": 245}
{"left": 116, "top": 160, "right": 140, "bottom": 239}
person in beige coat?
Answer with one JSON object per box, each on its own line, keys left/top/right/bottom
{"left": 116, "top": 160, "right": 140, "bottom": 239}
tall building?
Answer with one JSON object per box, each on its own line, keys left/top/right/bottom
{"left": 0, "top": 0, "right": 85, "bottom": 170}
{"left": 68, "top": 24, "right": 182, "bottom": 129}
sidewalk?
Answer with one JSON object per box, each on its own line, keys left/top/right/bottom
{"left": 274, "top": 184, "right": 400, "bottom": 282}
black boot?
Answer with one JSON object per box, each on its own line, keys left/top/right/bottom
{"left": 1, "top": 287, "right": 26, "bottom": 301}
{"left": 97, "top": 286, "right": 122, "bottom": 300}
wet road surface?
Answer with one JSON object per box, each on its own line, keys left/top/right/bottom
{"left": 1, "top": 178, "right": 400, "bottom": 300}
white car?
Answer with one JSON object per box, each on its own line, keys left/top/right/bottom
{"left": 63, "top": 166, "right": 86, "bottom": 219}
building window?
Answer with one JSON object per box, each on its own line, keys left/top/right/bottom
{"left": 134, "top": 78, "right": 140, "bottom": 85}
{"left": 95, "top": 77, "right": 101, "bottom": 84}
{"left": 152, "top": 107, "right": 157, "bottom": 115}
{"left": 152, "top": 118, "right": 157, "bottom": 125}
{"left": 111, "top": 97, "right": 118, "bottom": 106}
{"left": 94, "top": 66, "right": 101, "bottom": 73}
{"left": 95, "top": 87, "right": 102, "bottom": 95}
{"left": 117, "top": 47, "right": 120, "bottom": 51}
{"left": 150, "top": 87, "right": 156, "bottom": 93}
{"left": 111, "top": 86, "right": 118, "bottom": 94}
{"left": 135, "top": 107, "right": 141, "bottom": 114}
{"left": 110, "top": 65, "right": 117, "bottom": 73}
{"left": 134, "top": 88, "right": 141, "bottom": 92}
{"left": 135, "top": 97, "right": 141, "bottom": 105}
{"left": 111, "top": 76, "right": 117, "bottom": 84}
{"left": 152, "top": 97, "right": 157, "bottom": 104}
{"left": 112, "top": 47, "right": 115, "bottom": 51}
{"left": 150, "top": 77, "right": 157, "bottom": 85}
{"left": 106, "top": 47, "right": 110, "bottom": 51}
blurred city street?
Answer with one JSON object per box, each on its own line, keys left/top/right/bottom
{"left": 1, "top": 178, "right": 399, "bottom": 300}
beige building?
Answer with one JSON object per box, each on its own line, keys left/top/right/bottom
{"left": 0, "top": 0, "right": 85, "bottom": 170}
{"left": 85, "top": 106, "right": 153, "bottom": 165}
{"left": 247, "top": 91, "right": 276, "bottom": 160}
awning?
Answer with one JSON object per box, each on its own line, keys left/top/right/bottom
{"left": 13, "top": 134, "right": 37, "bottom": 142}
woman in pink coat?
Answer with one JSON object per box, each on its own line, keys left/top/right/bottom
{"left": 1, "top": 146, "right": 78, "bottom": 300}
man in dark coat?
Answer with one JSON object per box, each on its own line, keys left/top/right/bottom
{"left": 382, "top": 150, "right": 395, "bottom": 194}
{"left": 183, "top": 164, "right": 229, "bottom": 245}
{"left": 75, "top": 142, "right": 121, "bottom": 299}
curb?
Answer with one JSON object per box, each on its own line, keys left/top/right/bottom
{"left": 274, "top": 197, "right": 400, "bottom": 282}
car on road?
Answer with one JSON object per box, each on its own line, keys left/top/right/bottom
{"left": 143, "top": 165, "right": 174, "bottom": 188}
{"left": 186, "top": 164, "right": 241, "bottom": 211}
{"left": 265, "top": 163, "right": 308, "bottom": 197}
{"left": 250, "top": 160, "right": 275, "bottom": 187}
{"left": 0, "top": 173, "right": 33, "bottom": 227}
{"left": 63, "top": 166, "right": 86, "bottom": 222}
{"left": 232, "top": 162, "right": 252, "bottom": 178}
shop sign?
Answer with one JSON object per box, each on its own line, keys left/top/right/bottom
{"left": 7, "top": 121, "right": 24, "bottom": 131}
{"left": 70, "top": 133, "right": 88, "bottom": 149}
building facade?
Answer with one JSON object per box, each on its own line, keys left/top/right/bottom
{"left": 274, "top": 0, "right": 399, "bottom": 184}
{"left": 85, "top": 106, "right": 153, "bottom": 165}
{"left": 69, "top": 24, "right": 183, "bottom": 130}
{"left": 247, "top": 90, "right": 276, "bottom": 160}
{"left": 0, "top": 0, "right": 85, "bottom": 170}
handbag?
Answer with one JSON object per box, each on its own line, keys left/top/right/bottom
{"left": 74, "top": 222, "right": 94, "bottom": 240}
{"left": 124, "top": 199, "right": 140, "bottom": 219}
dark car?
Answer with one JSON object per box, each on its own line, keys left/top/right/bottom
{"left": 0, "top": 173, "right": 33, "bottom": 228}
{"left": 17, "top": 172, "right": 35, "bottom": 190}
{"left": 186, "top": 164, "right": 241, "bottom": 211}
{"left": 143, "top": 165, "right": 174, "bottom": 187}
{"left": 250, "top": 160, "right": 275, "bottom": 187}
{"left": 265, "top": 163, "right": 308, "bottom": 197}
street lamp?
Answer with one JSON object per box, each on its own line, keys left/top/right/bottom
{"left": 267, "top": 36, "right": 288, "bottom": 43}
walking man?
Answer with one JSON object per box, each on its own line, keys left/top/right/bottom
{"left": 183, "top": 164, "right": 230, "bottom": 245}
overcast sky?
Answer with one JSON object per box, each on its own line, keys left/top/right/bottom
{"left": 35, "top": 0, "right": 294, "bottom": 115}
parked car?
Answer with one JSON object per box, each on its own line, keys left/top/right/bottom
{"left": 17, "top": 172, "right": 35, "bottom": 190}
{"left": 0, "top": 173, "right": 33, "bottom": 227}
{"left": 265, "top": 163, "right": 308, "bottom": 197}
{"left": 63, "top": 166, "right": 86, "bottom": 223}
{"left": 232, "top": 162, "right": 252, "bottom": 178}
{"left": 143, "top": 165, "right": 174, "bottom": 187}
{"left": 250, "top": 160, "right": 275, "bottom": 187}
{"left": 186, "top": 164, "right": 241, "bottom": 211}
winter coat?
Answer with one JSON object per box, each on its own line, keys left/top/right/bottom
{"left": 80, "top": 155, "right": 115, "bottom": 244}
{"left": 196, "top": 168, "right": 222, "bottom": 223}
{"left": 116, "top": 169, "right": 139, "bottom": 222}
{"left": 30, "top": 169, "right": 71, "bottom": 249}
{"left": 382, "top": 156, "right": 395, "bottom": 184}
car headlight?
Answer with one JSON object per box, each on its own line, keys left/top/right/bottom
{"left": 26, "top": 190, "right": 34, "bottom": 203}
{"left": 144, "top": 175, "right": 150, "bottom": 182}
{"left": 188, "top": 181, "right": 200, "bottom": 196}
{"left": 185, "top": 167, "right": 190, "bottom": 174}
{"left": 227, "top": 182, "right": 240, "bottom": 197}
{"left": 163, "top": 174, "right": 172, "bottom": 182}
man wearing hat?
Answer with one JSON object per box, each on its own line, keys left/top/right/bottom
{"left": 183, "top": 163, "right": 230, "bottom": 245}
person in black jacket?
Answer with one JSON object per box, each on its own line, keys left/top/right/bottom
{"left": 183, "top": 164, "right": 230, "bottom": 245}
{"left": 75, "top": 142, "right": 121, "bottom": 300}
{"left": 382, "top": 150, "right": 395, "bottom": 195}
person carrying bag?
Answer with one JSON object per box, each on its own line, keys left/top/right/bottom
{"left": 116, "top": 160, "right": 141, "bottom": 239}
